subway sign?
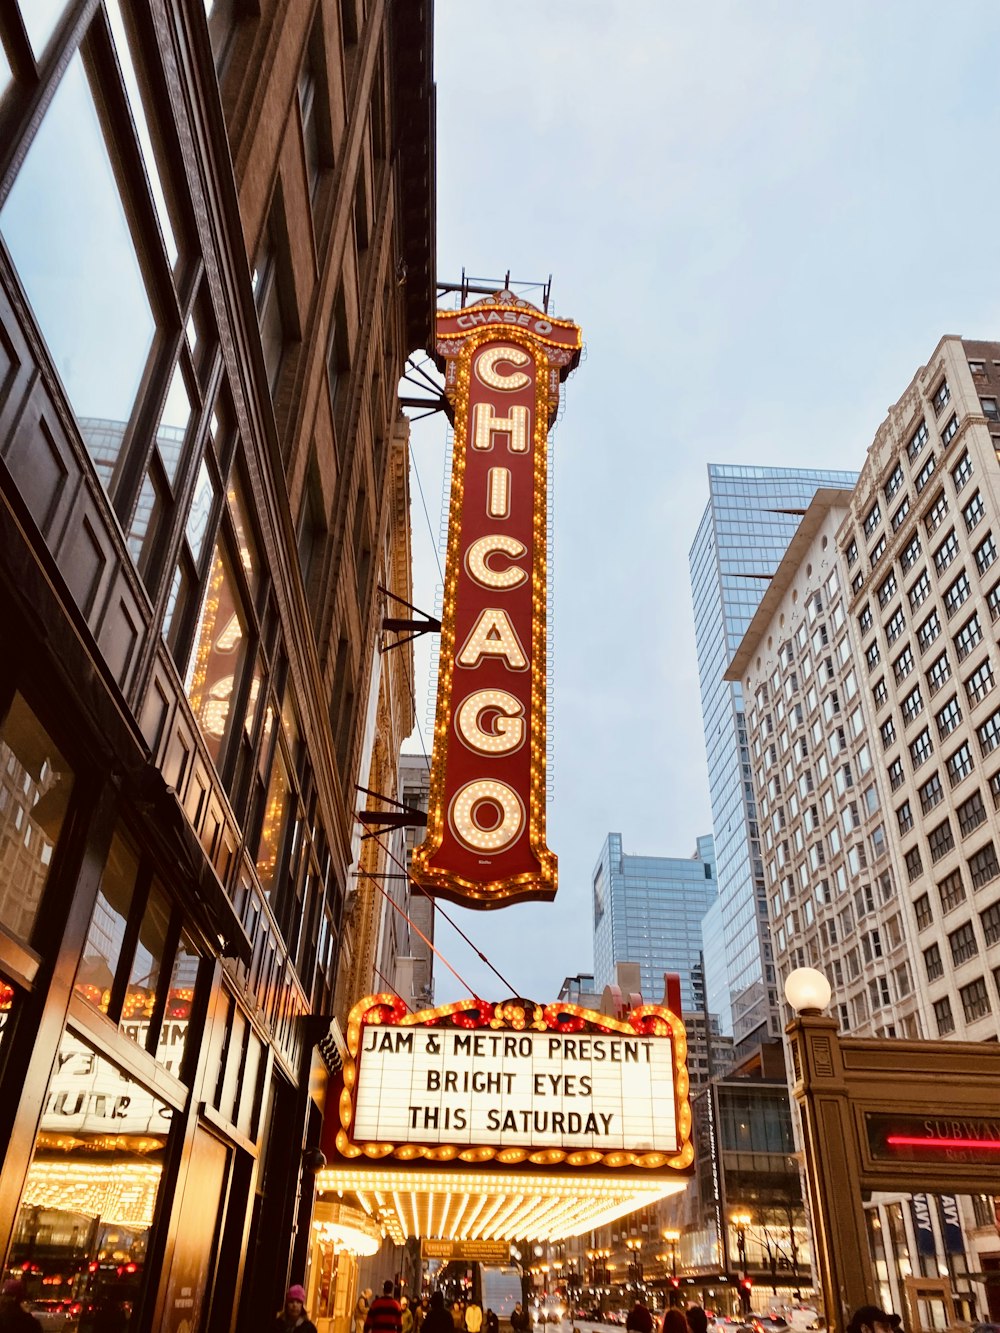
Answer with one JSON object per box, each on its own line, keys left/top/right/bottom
{"left": 409, "top": 292, "right": 582, "bottom": 909}
{"left": 332, "top": 995, "right": 693, "bottom": 1174}
{"left": 866, "top": 1111, "right": 1000, "bottom": 1165}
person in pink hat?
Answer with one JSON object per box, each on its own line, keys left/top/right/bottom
{"left": 275, "top": 1284, "right": 317, "bottom": 1333}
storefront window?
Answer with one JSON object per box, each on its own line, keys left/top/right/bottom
{"left": 184, "top": 541, "right": 249, "bottom": 765}
{"left": 0, "top": 50, "right": 157, "bottom": 478}
{"left": 0, "top": 693, "right": 74, "bottom": 944}
{"left": 75, "top": 833, "right": 139, "bottom": 1014}
{"left": 8, "top": 1028, "right": 173, "bottom": 1333}
{"left": 156, "top": 932, "right": 198, "bottom": 1078}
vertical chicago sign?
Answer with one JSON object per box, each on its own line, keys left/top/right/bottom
{"left": 411, "top": 292, "right": 582, "bottom": 908}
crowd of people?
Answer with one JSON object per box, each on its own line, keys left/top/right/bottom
{"left": 273, "top": 1277, "right": 903, "bottom": 1333}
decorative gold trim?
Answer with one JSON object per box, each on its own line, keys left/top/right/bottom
{"left": 335, "top": 995, "right": 694, "bottom": 1173}
{"left": 410, "top": 326, "right": 558, "bottom": 905}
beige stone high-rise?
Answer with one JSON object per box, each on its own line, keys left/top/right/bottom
{"left": 728, "top": 336, "right": 1000, "bottom": 1320}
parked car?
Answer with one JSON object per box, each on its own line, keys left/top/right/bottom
{"left": 753, "top": 1319, "right": 790, "bottom": 1333}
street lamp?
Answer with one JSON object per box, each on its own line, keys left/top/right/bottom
{"left": 784, "top": 967, "right": 832, "bottom": 1015}
{"left": 666, "top": 1226, "right": 682, "bottom": 1301}
{"left": 625, "top": 1238, "right": 644, "bottom": 1289}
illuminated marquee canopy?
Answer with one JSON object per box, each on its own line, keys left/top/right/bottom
{"left": 410, "top": 292, "right": 582, "bottom": 908}
{"left": 318, "top": 994, "right": 692, "bottom": 1243}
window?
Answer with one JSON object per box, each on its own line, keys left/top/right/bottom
{"left": 905, "top": 846, "right": 923, "bottom": 883}
{"left": 917, "top": 611, "right": 941, "bottom": 653}
{"left": 895, "top": 648, "right": 915, "bottom": 684}
{"left": 960, "top": 977, "right": 991, "bottom": 1023}
{"left": 988, "top": 582, "right": 1000, "bottom": 623}
{"left": 896, "top": 800, "right": 914, "bottom": 834}
{"left": 981, "top": 899, "right": 1000, "bottom": 946}
{"left": 934, "top": 996, "right": 955, "bottom": 1036}
{"left": 0, "top": 694, "right": 75, "bottom": 944}
{"left": 870, "top": 535, "right": 887, "bottom": 566}
{"left": 253, "top": 218, "right": 292, "bottom": 395}
{"left": 878, "top": 571, "right": 897, "bottom": 608}
{"left": 955, "top": 614, "right": 983, "bottom": 662}
{"left": 924, "top": 943, "right": 943, "bottom": 981}
{"left": 947, "top": 741, "right": 974, "bottom": 786}
{"left": 941, "top": 413, "right": 959, "bottom": 446}
{"left": 865, "top": 641, "right": 881, "bottom": 671}
{"left": 938, "top": 869, "right": 966, "bottom": 912}
{"left": 880, "top": 718, "right": 897, "bottom": 750}
{"left": 885, "top": 463, "right": 904, "bottom": 501}
{"left": 0, "top": 48, "right": 161, "bottom": 482}
{"left": 991, "top": 770, "right": 1000, "bottom": 810}
{"left": 887, "top": 757, "right": 904, "bottom": 791}
{"left": 944, "top": 571, "right": 971, "bottom": 617}
{"left": 908, "top": 569, "right": 931, "bottom": 609}
{"left": 184, "top": 539, "right": 250, "bottom": 767}
{"left": 858, "top": 604, "right": 873, "bottom": 636}
{"left": 863, "top": 502, "right": 882, "bottom": 539}
{"left": 901, "top": 533, "right": 922, "bottom": 572}
{"left": 963, "top": 490, "right": 985, "bottom": 533}
{"left": 919, "top": 772, "right": 944, "bottom": 814}
{"left": 910, "top": 728, "right": 933, "bottom": 769}
{"left": 873, "top": 678, "right": 888, "bottom": 709}
{"left": 952, "top": 452, "right": 973, "bottom": 491}
{"left": 892, "top": 497, "right": 910, "bottom": 531}
{"left": 927, "top": 652, "right": 951, "bottom": 695}
{"left": 902, "top": 686, "right": 924, "bottom": 725}
{"left": 846, "top": 539, "right": 859, "bottom": 567}
{"left": 936, "top": 695, "right": 962, "bottom": 739}
{"left": 925, "top": 492, "right": 949, "bottom": 534}
{"left": 966, "top": 658, "right": 995, "bottom": 707}
{"left": 908, "top": 420, "right": 929, "bottom": 460}
{"left": 914, "top": 892, "right": 933, "bottom": 929}
{"left": 915, "top": 454, "right": 937, "bottom": 493}
{"left": 851, "top": 571, "right": 864, "bottom": 594}
{"left": 972, "top": 535, "right": 997, "bottom": 580}
{"left": 977, "top": 709, "right": 1000, "bottom": 757}
{"left": 928, "top": 819, "right": 955, "bottom": 864}
{"left": 957, "top": 790, "right": 987, "bottom": 838}
{"left": 932, "top": 380, "right": 951, "bottom": 414}
{"left": 969, "top": 841, "right": 1000, "bottom": 889}
{"left": 886, "top": 608, "right": 906, "bottom": 644}
{"left": 933, "top": 529, "right": 959, "bottom": 574}
{"left": 970, "top": 360, "right": 987, "bottom": 376}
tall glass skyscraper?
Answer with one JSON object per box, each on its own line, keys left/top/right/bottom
{"left": 689, "top": 464, "right": 857, "bottom": 1051}
{"left": 592, "top": 832, "right": 718, "bottom": 1009}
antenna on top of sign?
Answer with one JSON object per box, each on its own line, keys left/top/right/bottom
{"left": 438, "top": 269, "right": 553, "bottom": 314}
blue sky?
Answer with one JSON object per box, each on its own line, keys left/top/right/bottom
{"left": 406, "top": 1, "right": 1000, "bottom": 1006}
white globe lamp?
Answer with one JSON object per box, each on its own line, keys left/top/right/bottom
{"left": 784, "top": 966, "right": 832, "bottom": 1015}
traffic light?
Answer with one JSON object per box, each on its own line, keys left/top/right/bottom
{"left": 670, "top": 1279, "right": 680, "bottom": 1290}
{"left": 740, "top": 1279, "right": 753, "bottom": 1290}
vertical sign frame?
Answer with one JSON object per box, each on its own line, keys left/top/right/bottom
{"left": 411, "top": 293, "right": 582, "bottom": 908}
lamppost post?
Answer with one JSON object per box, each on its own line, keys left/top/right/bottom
{"left": 662, "top": 1230, "right": 680, "bottom": 1305}
{"left": 731, "top": 1212, "right": 751, "bottom": 1314}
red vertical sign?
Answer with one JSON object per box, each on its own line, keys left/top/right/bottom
{"left": 410, "top": 292, "right": 582, "bottom": 908}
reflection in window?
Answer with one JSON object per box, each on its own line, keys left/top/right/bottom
{"left": 158, "top": 932, "right": 199, "bottom": 1077}
{"left": 123, "top": 884, "right": 171, "bottom": 1025}
{"left": 10, "top": 1028, "right": 171, "bottom": 1333}
{"left": 75, "top": 833, "right": 139, "bottom": 1013}
{"left": 185, "top": 460, "right": 215, "bottom": 564}
{"left": 0, "top": 977, "right": 15, "bottom": 1065}
{"left": 0, "top": 52, "right": 156, "bottom": 473}
{"left": 227, "top": 476, "right": 259, "bottom": 597}
{"left": 0, "top": 694, "right": 74, "bottom": 943}
{"left": 256, "top": 748, "right": 291, "bottom": 897}
{"left": 185, "top": 542, "right": 248, "bottom": 764}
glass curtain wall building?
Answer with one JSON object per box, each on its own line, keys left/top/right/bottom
{"left": 689, "top": 465, "right": 857, "bottom": 1050}
{"left": 592, "top": 832, "right": 718, "bottom": 1009}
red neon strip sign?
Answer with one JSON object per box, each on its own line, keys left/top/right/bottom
{"left": 887, "top": 1135, "right": 1000, "bottom": 1150}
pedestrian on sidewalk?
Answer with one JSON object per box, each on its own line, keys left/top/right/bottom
{"left": 275, "top": 1285, "right": 317, "bottom": 1333}
{"left": 366, "top": 1282, "right": 403, "bottom": 1333}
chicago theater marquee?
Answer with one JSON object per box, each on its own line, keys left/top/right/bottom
{"left": 317, "top": 995, "right": 693, "bottom": 1242}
